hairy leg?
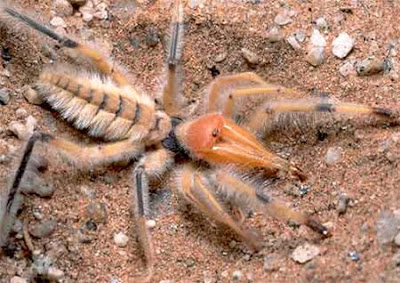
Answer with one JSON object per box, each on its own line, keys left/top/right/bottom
{"left": 176, "top": 165, "right": 262, "bottom": 251}
{"left": 2, "top": 6, "right": 130, "bottom": 86}
{"left": 0, "top": 133, "right": 143, "bottom": 249}
{"left": 131, "top": 149, "right": 174, "bottom": 282}
{"left": 162, "top": 0, "right": 185, "bottom": 116}
{"left": 214, "top": 169, "right": 329, "bottom": 236}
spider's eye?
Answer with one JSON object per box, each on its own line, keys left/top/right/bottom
{"left": 212, "top": 128, "right": 219, "bottom": 137}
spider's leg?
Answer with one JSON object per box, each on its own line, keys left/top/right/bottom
{"left": 0, "top": 133, "right": 143, "bottom": 249}
{"left": 162, "top": 0, "right": 185, "bottom": 116}
{"left": 222, "top": 85, "right": 301, "bottom": 118}
{"left": 132, "top": 149, "right": 174, "bottom": 282}
{"left": 207, "top": 72, "right": 272, "bottom": 114}
{"left": 246, "top": 98, "right": 394, "bottom": 131}
{"left": 2, "top": 7, "right": 130, "bottom": 86}
{"left": 177, "top": 165, "right": 262, "bottom": 251}
{"left": 215, "top": 170, "right": 329, "bottom": 237}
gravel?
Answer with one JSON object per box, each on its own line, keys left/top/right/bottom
{"left": 355, "top": 56, "right": 385, "bottom": 76}
{"left": 113, "top": 232, "right": 129, "bottom": 247}
{"left": 232, "top": 270, "right": 242, "bottom": 281}
{"left": 376, "top": 210, "right": 399, "bottom": 246}
{"left": 84, "top": 202, "right": 108, "bottom": 224}
{"left": 241, "top": 48, "right": 260, "bottom": 65}
{"left": 332, "top": 33, "right": 354, "bottom": 59}
{"left": 337, "top": 193, "right": 350, "bottom": 215}
{"left": 326, "top": 147, "right": 343, "bottom": 165}
{"left": 291, "top": 243, "right": 320, "bottom": 263}
{"left": 0, "top": 88, "right": 11, "bottom": 105}
{"left": 274, "top": 11, "right": 292, "bottom": 26}
{"left": 29, "top": 220, "right": 57, "bottom": 239}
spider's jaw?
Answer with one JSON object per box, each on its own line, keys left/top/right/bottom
{"left": 176, "top": 114, "right": 278, "bottom": 169}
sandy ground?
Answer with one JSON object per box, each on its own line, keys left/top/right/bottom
{"left": 1, "top": 0, "right": 400, "bottom": 282}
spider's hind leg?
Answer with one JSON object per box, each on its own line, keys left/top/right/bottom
{"left": 162, "top": 0, "right": 185, "bottom": 116}
{"left": 2, "top": 6, "right": 130, "bottom": 86}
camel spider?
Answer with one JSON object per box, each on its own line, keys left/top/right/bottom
{"left": 0, "top": 0, "right": 394, "bottom": 281}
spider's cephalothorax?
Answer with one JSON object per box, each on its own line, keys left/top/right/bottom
{"left": 0, "top": 1, "right": 395, "bottom": 281}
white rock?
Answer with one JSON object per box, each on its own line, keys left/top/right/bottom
{"left": 291, "top": 243, "right": 320, "bottom": 263}
{"left": 339, "top": 61, "right": 356, "bottom": 77}
{"left": 53, "top": 0, "right": 74, "bottom": 17}
{"left": 310, "top": 29, "right": 326, "bottom": 47}
{"left": 10, "top": 277, "right": 28, "bottom": 283}
{"left": 23, "top": 85, "right": 43, "bottom": 105}
{"left": 274, "top": 11, "right": 292, "bottom": 26}
{"left": 50, "top": 16, "right": 67, "bottom": 28}
{"left": 294, "top": 31, "right": 306, "bottom": 42}
{"left": 82, "top": 12, "right": 93, "bottom": 22}
{"left": 306, "top": 47, "right": 325, "bottom": 66}
{"left": 146, "top": 219, "right": 156, "bottom": 229}
{"left": 326, "top": 147, "right": 343, "bottom": 165}
{"left": 47, "top": 267, "right": 65, "bottom": 280}
{"left": 332, "top": 32, "right": 354, "bottom": 59}
{"left": 315, "top": 17, "right": 329, "bottom": 32}
{"left": 26, "top": 115, "right": 38, "bottom": 132}
{"left": 8, "top": 121, "right": 32, "bottom": 140}
{"left": 114, "top": 232, "right": 129, "bottom": 247}
{"left": 287, "top": 35, "right": 301, "bottom": 50}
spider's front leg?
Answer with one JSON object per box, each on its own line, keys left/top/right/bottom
{"left": 131, "top": 149, "right": 174, "bottom": 281}
{"left": 0, "top": 133, "right": 143, "bottom": 250}
{"left": 176, "top": 165, "right": 262, "bottom": 251}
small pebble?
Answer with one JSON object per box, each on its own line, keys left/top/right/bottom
{"left": 339, "top": 61, "right": 356, "bottom": 77}
{"left": 82, "top": 12, "right": 93, "bottom": 22}
{"left": 315, "top": 17, "right": 329, "bottom": 33}
{"left": 287, "top": 35, "right": 301, "bottom": 50}
{"left": 332, "top": 32, "right": 354, "bottom": 59}
{"left": 326, "top": 147, "right": 343, "bottom": 165}
{"left": 310, "top": 29, "right": 326, "bottom": 47}
{"left": 241, "top": 48, "right": 259, "bottom": 65}
{"left": 29, "top": 220, "right": 57, "bottom": 239}
{"left": 23, "top": 86, "right": 43, "bottom": 105}
{"left": 355, "top": 56, "right": 385, "bottom": 76}
{"left": 50, "top": 16, "right": 67, "bottom": 28}
{"left": 0, "top": 88, "right": 11, "bottom": 105}
{"left": 53, "top": 0, "right": 74, "bottom": 16}
{"left": 265, "top": 26, "right": 282, "bottom": 43}
{"left": 214, "top": 52, "right": 227, "bottom": 63}
{"left": 274, "top": 11, "right": 292, "bottom": 26}
{"left": 337, "top": 194, "right": 350, "bottom": 215}
{"left": 146, "top": 219, "right": 156, "bottom": 229}
{"left": 114, "top": 232, "right": 129, "bottom": 247}
{"left": 84, "top": 202, "right": 108, "bottom": 224}
{"left": 306, "top": 47, "right": 325, "bottom": 66}
{"left": 47, "top": 266, "right": 65, "bottom": 281}
{"left": 8, "top": 121, "right": 31, "bottom": 140}
{"left": 348, "top": 251, "right": 360, "bottom": 262}
{"left": 15, "top": 108, "right": 28, "bottom": 119}
{"left": 10, "top": 277, "right": 28, "bottom": 283}
{"left": 294, "top": 31, "right": 306, "bottom": 42}
{"left": 377, "top": 210, "right": 399, "bottom": 245}
{"left": 291, "top": 243, "right": 320, "bottom": 263}
{"left": 232, "top": 270, "right": 242, "bottom": 281}
{"left": 263, "top": 254, "right": 281, "bottom": 272}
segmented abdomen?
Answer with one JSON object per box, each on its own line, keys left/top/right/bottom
{"left": 35, "top": 69, "right": 156, "bottom": 141}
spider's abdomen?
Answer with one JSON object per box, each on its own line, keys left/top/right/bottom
{"left": 35, "top": 69, "right": 157, "bottom": 141}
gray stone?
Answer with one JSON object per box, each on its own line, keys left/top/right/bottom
{"left": 274, "top": 12, "right": 292, "bottom": 26}
{"left": 266, "top": 26, "right": 282, "bottom": 43}
{"left": 241, "top": 48, "right": 259, "bottom": 65}
{"left": 326, "top": 147, "right": 343, "bottom": 165}
{"left": 47, "top": 266, "right": 64, "bottom": 281}
{"left": 355, "top": 57, "right": 385, "bottom": 76}
{"left": 29, "top": 220, "right": 57, "bottom": 238}
{"left": 291, "top": 243, "right": 320, "bottom": 263}
{"left": 377, "top": 210, "right": 398, "bottom": 245}
{"left": 53, "top": 0, "right": 73, "bottom": 16}
{"left": 315, "top": 17, "right": 329, "bottom": 33}
{"left": 0, "top": 88, "right": 11, "bottom": 105}
{"left": 84, "top": 202, "right": 107, "bottom": 224}
{"left": 337, "top": 194, "right": 350, "bottom": 215}
{"left": 306, "top": 47, "right": 325, "bottom": 66}
{"left": 287, "top": 35, "right": 301, "bottom": 50}
{"left": 295, "top": 31, "right": 306, "bottom": 43}
{"left": 232, "top": 270, "right": 242, "bottom": 281}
